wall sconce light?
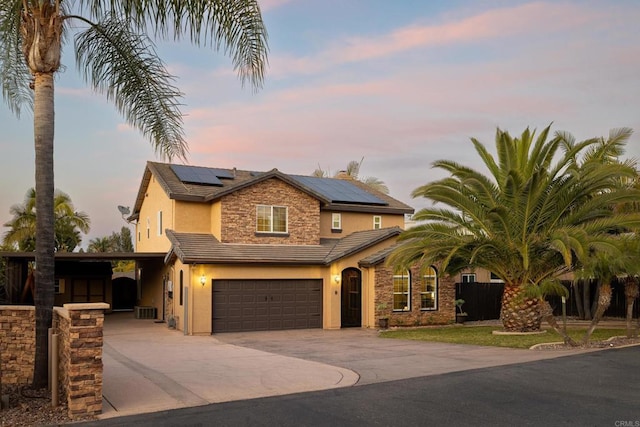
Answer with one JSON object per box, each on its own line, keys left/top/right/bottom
{"left": 200, "top": 275, "right": 206, "bottom": 286}
{"left": 333, "top": 275, "right": 341, "bottom": 284}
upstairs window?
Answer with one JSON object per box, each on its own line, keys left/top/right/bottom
{"left": 257, "top": 205, "right": 288, "bottom": 233}
{"left": 461, "top": 273, "right": 476, "bottom": 283}
{"left": 393, "top": 270, "right": 411, "bottom": 311}
{"left": 157, "top": 211, "right": 163, "bottom": 236}
{"left": 331, "top": 213, "right": 342, "bottom": 231}
{"left": 373, "top": 215, "right": 382, "bottom": 229}
{"left": 421, "top": 267, "right": 438, "bottom": 310}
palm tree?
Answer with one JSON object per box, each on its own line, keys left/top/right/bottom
{"left": 0, "top": 1, "right": 268, "bottom": 388}
{"left": 86, "top": 236, "right": 113, "bottom": 253}
{"left": 389, "top": 126, "right": 640, "bottom": 332}
{"left": 3, "top": 188, "right": 90, "bottom": 252}
{"left": 313, "top": 158, "right": 390, "bottom": 194}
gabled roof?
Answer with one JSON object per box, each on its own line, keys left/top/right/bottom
{"left": 358, "top": 243, "right": 402, "bottom": 267}
{"left": 130, "top": 162, "right": 413, "bottom": 220}
{"left": 164, "top": 227, "right": 402, "bottom": 265}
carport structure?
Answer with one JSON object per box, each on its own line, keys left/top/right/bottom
{"left": 0, "top": 251, "right": 164, "bottom": 313}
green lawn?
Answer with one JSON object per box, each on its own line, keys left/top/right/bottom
{"left": 379, "top": 326, "right": 629, "bottom": 349}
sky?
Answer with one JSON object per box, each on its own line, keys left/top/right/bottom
{"left": 1, "top": 0, "right": 639, "bottom": 249}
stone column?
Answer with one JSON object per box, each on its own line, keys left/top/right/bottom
{"left": 55, "top": 302, "right": 109, "bottom": 419}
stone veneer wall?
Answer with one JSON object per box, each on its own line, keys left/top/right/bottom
{"left": 374, "top": 265, "right": 456, "bottom": 326}
{"left": 220, "top": 178, "right": 321, "bottom": 245}
{"left": 0, "top": 303, "right": 108, "bottom": 420}
{"left": 0, "top": 305, "right": 35, "bottom": 384}
{"left": 54, "top": 303, "right": 108, "bottom": 419}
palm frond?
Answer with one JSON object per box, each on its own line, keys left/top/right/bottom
{"left": 75, "top": 17, "right": 187, "bottom": 160}
{"left": 78, "top": 0, "right": 268, "bottom": 89}
{"left": 0, "top": 0, "right": 33, "bottom": 116}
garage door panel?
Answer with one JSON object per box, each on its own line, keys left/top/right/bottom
{"left": 213, "top": 279, "right": 323, "bottom": 333}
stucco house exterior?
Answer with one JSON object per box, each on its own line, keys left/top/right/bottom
{"left": 129, "top": 162, "right": 456, "bottom": 334}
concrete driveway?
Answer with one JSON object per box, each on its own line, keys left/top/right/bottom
{"left": 100, "top": 313, "right": 595, "bottom": 420}
{"left": 101, "top": 314, "right": 358, "bottom": 418}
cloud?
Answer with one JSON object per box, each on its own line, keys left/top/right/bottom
{"left": 259, "top": 0, "right": 295, "bottom": 12}
{"left": 267, "top": 2, "right": 602, "bottom": 78}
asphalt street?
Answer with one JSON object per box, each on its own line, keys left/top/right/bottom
{"left": 79, "top": 345, "right": 640, "bottom": 427}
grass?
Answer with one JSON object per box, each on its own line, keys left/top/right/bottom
{"left": 379, "top": 326, "right": 630, "bottom": 349}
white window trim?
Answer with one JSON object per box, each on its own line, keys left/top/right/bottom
{"left": 256, "top": 205, "right": 288, "bottom": 233}
{"left": 393, "top": 271, "right": 411, "bottom": 312}
{"left": 421, "top": 268, "right": 438, "bottom": 311}
{"left": 461, "top": 273, "right": 476, "bottom": 283}
{"left": 146, "top": 217, "right": 150, "bottom": 239}
{"left": 490, "top": 272, "right": 504, "bottom": 283}
{"left": 373, "top": 215, "right": 382, "bottom": 230}
{"left": 331, "top": 213, "right": 341, "bottom": 230}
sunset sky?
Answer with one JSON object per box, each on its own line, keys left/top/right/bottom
{"left": 1, "top": 0, "right": 639, "bottom": 248}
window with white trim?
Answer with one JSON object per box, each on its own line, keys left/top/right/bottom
{"left": 146, "top": 217, "right": 150, "bottom": 239}
{"left": 256, "top": 205, "right": 288, "bottom": 233}
{"left": 461, "top": 273, "right": 476, "bottom": 283}
{"left": 421, "top": 267, "right": 438, "bottom": 310}
{"left": 393, "top": 270, "right": 410, "bottom": 311}
{"left": 373, "top": 215, "right": 382, "bottom": 229}
{"left": 331, "top": 213, "right": 341, "bottom": 231}
{"left": 490, "top": 272, "right": 504, "bottom": 283}
{"left": 157, "top": 210, "right": 163, "bottom": 235}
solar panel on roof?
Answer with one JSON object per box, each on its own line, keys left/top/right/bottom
{"left": 292, "top": 175, "right": 388, "bottom": 206}
{"left": 170, "top": 165, "right": 231, "bottom": 186}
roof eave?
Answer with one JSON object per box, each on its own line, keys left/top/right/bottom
{"left": 322, "top": 203, "right": 414, "bottom": 215}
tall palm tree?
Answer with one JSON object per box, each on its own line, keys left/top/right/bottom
{"left": 313, "top": 157, "right": 390, "bottom": 194}
{"left": 3, "top": 187, "right": 90, "bottom": 252}
{"left": 389, "top": 126, "right": 640, "bottom": 332}
{"left": 0, "top": 0, "right": 268, "bottom": 387}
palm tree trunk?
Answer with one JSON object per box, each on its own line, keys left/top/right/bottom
{"left": 500, "top": 282, "right": 542, "bottom": 332}
{"left": 582, "top": 283, "right": 611, "bottom": 345}
{"left": 583, "top": 280, "right": 592, "bottom": 319}
{"left": 541, "top": 300, "right": 578, "bottom": 346}
{"left": 624, "top": 278, "right": 639, "bottom": 339}
{"left": 32, "top": 72, "right": 55, "bottom": 388}
{"left": 573, "top": 280, "right": 584, "bottom": 319}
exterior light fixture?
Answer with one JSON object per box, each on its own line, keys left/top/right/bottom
{"left": 200, "top": 275, "right": 206, "bottom": 286}
{"left": 333, "top": 275, "right": 341, "bottom": 284}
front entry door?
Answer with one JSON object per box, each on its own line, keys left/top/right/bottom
{"left": 341, "top": 268, "right": 362, "bottom": 327}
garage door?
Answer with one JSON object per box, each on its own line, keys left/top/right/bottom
{"left": 212, "top": 279, "right": 323, "bottom": 333}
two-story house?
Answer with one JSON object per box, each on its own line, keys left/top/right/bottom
{"left": 129, "top": 162, "right": 456, "bottom": 334}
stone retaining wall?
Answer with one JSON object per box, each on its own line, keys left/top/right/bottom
{"left": 0, "top": 306, "right": 35, "bottom": 384}
{"left": 0, "top": 303, "right": 108, "bottom": 420}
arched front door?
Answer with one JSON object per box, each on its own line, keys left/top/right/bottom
{"left": 341, "top": 268, "right": 362, "bottom": 327}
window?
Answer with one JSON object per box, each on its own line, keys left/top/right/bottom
{"left": 490, "top": 272, "right": 504, "bottom": 283}
{"left": 157, "top": 211, "right": 163, "bottom": 236}
{"left": 256, "top": 205, "right": 287, "bottom": 233}
{"left": 331, "top": 213, "right": 341, "bottom": 231}
{"left": 393, "top": 270, "right": 410, "bottom": 311}
{"left": 54, "top": 279, "right": 64, "bottom": 294}
{"left": 421, "top": 267, "right": 438, "bottom": 310}
{"left": 461, "top": 273, "right": 476, "bottom": 283}
{"left": 373, "top": 215, "right": 382, "bottom": 229}
{"left": 146, "top": 217, "right": 150, "bottom": 239}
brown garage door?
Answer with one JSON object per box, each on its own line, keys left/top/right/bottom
{"left": 212, "top": 279, "right": 323, "bottom": 333}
